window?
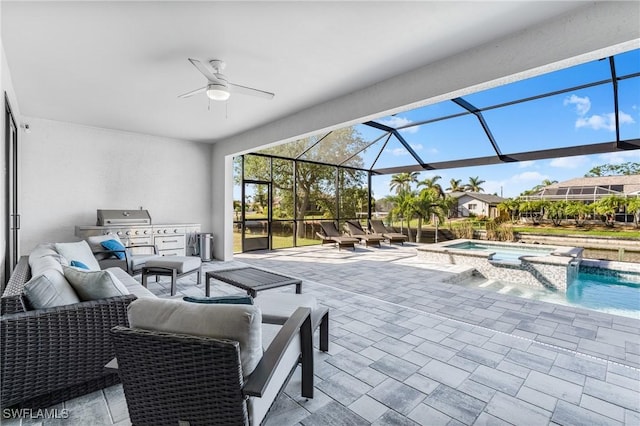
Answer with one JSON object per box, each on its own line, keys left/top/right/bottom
{"left": 468, "top": 203, "right": 477, "bottom": 210}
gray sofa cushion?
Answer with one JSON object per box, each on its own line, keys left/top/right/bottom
{"left": 63, "top": 266, "right": 129, "bottom": 301}
{"left": 127, "top": 298, "right": 263, "bottom": 377}
{"left": 107, "top": 267, "right": 156, "bottom": 299}
{"left": 28, "top": 243, "right": 68, "bottom": 277}
{"left": 144, "top": 256, "right": 201, "bottom": 274}
{"left": 23, "top": 270, "right": 81, "bottom": 308}
{"left": 55, "top": 241, "right": 101, "bottom": 271}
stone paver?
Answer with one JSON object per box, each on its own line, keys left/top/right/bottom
{"left": 10, "top": 244, "right": 638, "bottom": 425}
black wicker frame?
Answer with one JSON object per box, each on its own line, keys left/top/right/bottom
{"left": 1, "top": 256, "right": 136, "bottom": 409}
{"left": 110, "top": 306, "right": 313, "bottom": 426}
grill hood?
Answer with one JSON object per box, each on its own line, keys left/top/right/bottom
{"left": 97, "top": 209, "right": 152, "bottom": 226}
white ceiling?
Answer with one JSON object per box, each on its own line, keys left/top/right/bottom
{"left": 2, "top": 1, "right": 590, "bottom": 143}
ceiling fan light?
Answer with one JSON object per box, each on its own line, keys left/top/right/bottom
{"left": 206, "top": 83, "right": 230, "bottom": 101}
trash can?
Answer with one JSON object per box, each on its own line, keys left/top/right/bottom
{"left": 197, "top": 233, "right": 214, "bottom": 261}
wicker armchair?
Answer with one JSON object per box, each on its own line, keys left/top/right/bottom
{"left": 1, "top": 256, "right": 136, "bottom": 409}
{"left": 110, "top": 304, "right": 313, "bottom": 426}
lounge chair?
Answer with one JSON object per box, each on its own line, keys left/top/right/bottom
{"left": 316, "top": 221, "right": 359, "bottom": 251}
{"left": 344, "top": 220, "right": 386, "bottom": 247}
{"left": 370, "top": 219, "right": 408, "bottom": 245}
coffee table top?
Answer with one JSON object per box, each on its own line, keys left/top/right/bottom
{"left": 206, "top": 267, "right": 301, "bottom": 292}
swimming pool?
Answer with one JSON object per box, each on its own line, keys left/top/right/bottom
{"left": 418, "top": 239, "right": 581, "bottom": 292}
{"left": 451, "top": 259, "right": 640, "bottom": 318}
{"left": 567, "top": 270, "right": 640, "bottom": 314}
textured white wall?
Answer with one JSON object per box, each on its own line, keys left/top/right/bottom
{"left": 20, "top": 118, "right": 212, "bottom": 254}
{"left": 210, "top": 2, "right": 640, "bottom": 260}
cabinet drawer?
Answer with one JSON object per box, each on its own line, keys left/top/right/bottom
{"left": 127, "top": 237, "right": 155, "bottom": 255}
{"left": 155, "top": 235, "right": 185, "bottom": 250}
{"left": 158, "top": 248, "right": 185, "bottom": 257}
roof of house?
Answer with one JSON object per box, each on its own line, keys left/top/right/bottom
{"left": 449, "top": 192, "right": 506, "bottom": 204}
{"left": 542, "top": 174, "right": 640, "bottom": 194}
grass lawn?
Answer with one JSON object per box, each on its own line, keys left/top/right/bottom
{"left": 233, "top": 232, "right": 320, "bottom": 253}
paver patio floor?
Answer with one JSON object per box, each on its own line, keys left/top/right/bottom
{"left": 6, "top": 244, "right": 639, "bottom": 425}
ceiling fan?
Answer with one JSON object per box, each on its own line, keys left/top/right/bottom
{"left": 178, "top": 58, "right": 275, "bottom": 101}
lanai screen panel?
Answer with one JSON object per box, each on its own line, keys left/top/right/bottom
{"left": 250, "top": 48, "right": 639, "bottom": 175}
{"left": 484, "top": 83, "right": 616, "bottom": 153}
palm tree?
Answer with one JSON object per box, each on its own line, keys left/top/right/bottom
{"left": 565, "top": 201, "right": 592, "bottom": 226}
{"left": 388, "top": 191, "right": 416, "bottom": 242}
{"left": 593, "top": 195, "right": 625, "bottom": 226}
{"left": 389, "top": 172, "right": 419, "bottom": 195}
{"left": 466, "top": 176, "right": 485, "bottom": 193}
{"left": 410, "top": 188, "right": 446, "bottom": 242}
{"left": 627, "top": 197, "right": 640, "bottom": 228}
{"left": 528, "top": 179, "right": 559, "bottom": 195}
{"left": 498, "top": 198, "right": 520, "bottom": 223}
{"left": 417, "top": 175, "right": 444, "bottom": 199}
{"left": 446, "top": 178, "right": 464, "bottom": 192}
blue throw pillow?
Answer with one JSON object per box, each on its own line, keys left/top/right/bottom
{"left": 70, "top": 260, "right": 90, "bottom": 270}
{"left": 183, "top": 295, "right": 254, "bottom": 305}
{"left": 101, "top": 239, "right": 126, "bottom": 260}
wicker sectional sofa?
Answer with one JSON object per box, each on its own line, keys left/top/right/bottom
{"left": 0, "top": 243, "right": 154, "bottom": 409}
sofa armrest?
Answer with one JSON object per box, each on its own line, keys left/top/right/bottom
{"left": 1, "top": 294, "right": 136, "bottom": 408}
{"left": 1, "top": 295, "right": 27, "bottom": 315}
{"left": 243, "top": 307, "right": 312, "bottom": 398}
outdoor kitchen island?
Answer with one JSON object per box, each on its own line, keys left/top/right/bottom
{"left": 75, "top": 209, "right": 200, "bottom": 257}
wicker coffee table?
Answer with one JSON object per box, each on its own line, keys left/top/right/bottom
{"left": 205, "top": 267, "right": 302, "bottom": 297}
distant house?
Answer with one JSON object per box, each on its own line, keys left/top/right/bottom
{"left": 528, "top": 175, "right": 640, "bottom": 201}
{"left": 449, "top": 192, "right": 506, "bottom": 218}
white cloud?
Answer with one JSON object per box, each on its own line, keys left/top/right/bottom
{"left": 517, "top": 160, "right": 536, "bottom": 169}
{"left": 384, "top": 143, "right": 423, "bottom": 156}
{"left": 549, "top": 156, "right": 590, "bottom": 169}
{"left": 387, "top": 147, "right": 408, "bottom": 156}
{"left": 511, "top": 171, "right": 549, "bottom": 182}
{"left": 377, "top": 116, "right": 420, "bottom": 134}
{"left": 597, "top": 150, "right": 640, "bottom": 164}
{"left": 564, "top": 94, "right": 635, "bottom": 132}
{"left": 575, "top": 111, "right": 635, "bottom": 131}
{"left": 564, "top": 94, "right": 591, "bottom": 116}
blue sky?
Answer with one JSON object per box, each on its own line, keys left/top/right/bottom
{"left": 367, "top": 48, "right": 640, "bottom": 199}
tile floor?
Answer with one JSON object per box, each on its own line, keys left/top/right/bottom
{"left": 5, "top": 243, "right": 639, "bottom": 425}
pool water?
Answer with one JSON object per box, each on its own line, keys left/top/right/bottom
{"left": 567, "top": 272, "right": 640, "bottom": 313}
{"left": 456, "top": 271, "right": 640, "bottom": 319}
{"left": 447, "top": 241, "right": 554, "bottom": 262}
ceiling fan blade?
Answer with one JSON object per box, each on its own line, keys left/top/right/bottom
{"left": 188, "top": 58, "right": 218, "bottom": 82}
{"left": 178, "top": 85, "right": 207, "bottom": 98}
{"left": 228, "top": 82, "right": 275, "bottom": 100}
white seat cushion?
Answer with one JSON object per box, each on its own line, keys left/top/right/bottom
{"left": 144, "top": 256, "right": 201, "bottom": 274}
{"left": 255, "top": 293, "right": 325, "bottom": 328}
{"left": 127, "top": 298, "right": 262, "bottom": 377}
{"left": 248, "top": 323, "right": 301, "bottom": 426}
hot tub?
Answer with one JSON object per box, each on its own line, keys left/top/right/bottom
{"left": 417, "top": 239, "right": 583, "bottom": 292}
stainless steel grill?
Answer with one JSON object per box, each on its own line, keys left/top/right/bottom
{"left": 97, "top": 209, "right": 152, "bottom": 226}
